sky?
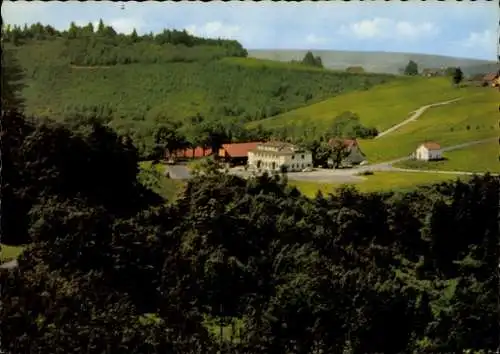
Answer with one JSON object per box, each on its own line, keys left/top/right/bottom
{"left": 2, "top": 1, "right": 498, "bottom": 61}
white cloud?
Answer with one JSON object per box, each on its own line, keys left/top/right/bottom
{"left": 306, "top": 34, "right": 327, "bottom": 45}
{"left": 109, "top": 18, "right": 145, "bottom": 34}
{"left": 461, "top": 30, "right": 496, "bottom": 50}
{"left": 186, "top": 21, "right": 241, "bottom": 39}
{"left": 339, "top": 18, "right": 439, "bottom": 40}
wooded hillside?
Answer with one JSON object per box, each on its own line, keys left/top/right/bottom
{"left": 3, "top": 21, "right": 394, "bottom": 157}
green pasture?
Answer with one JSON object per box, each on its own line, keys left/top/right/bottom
{"left": 359, "top": 88, "right": 498, "bottom": 163}
{"left": 394, "top": 139, "right": 499, "bottom": 173}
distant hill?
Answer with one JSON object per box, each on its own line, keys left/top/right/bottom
{"left": 248, "top": 50, "right": 497, "bottom": 76}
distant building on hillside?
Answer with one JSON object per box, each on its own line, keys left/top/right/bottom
{"left": 327, "top": 138, "right": 366, "bottom": 166}
{"left": 247, "top": 141, "right": 313, "bottom": 172}
{"left": 218, "top": 142, "right": 261, "bottom": 166}
{"left": 421, "top": 68, "right": 444, "bottom": 77}
{"left": 414, "top": 142, "right": 442, "bottom": 161}
{"left": 482, "top": 72, "right": 499, "bottom": 87}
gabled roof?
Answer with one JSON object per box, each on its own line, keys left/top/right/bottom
{"left": 219, "top": 142, "right": 261, "bottom": 158}
{"left": 483, "top": 72, "right": 499, "bottom": 81}
{"left": 420, "top": 142, "right": 441, "bottom": 150}
{"left": 167, "top": 147, "right": 212, "bottom": 158}
{"left": 249, "top": 141, "right": 305, "bottom": 155}
{"left": 328, "top": 138, "right": 358, "bottom": 148}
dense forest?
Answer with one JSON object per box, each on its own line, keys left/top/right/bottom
{"left": 2, "top": 107, "right": 498, "bottom": 353}
{"left": 1, "top": 48, "right": 499, "bottom": 353}
{"left": 2, "top": 21, "right": 394, "bottom": 157}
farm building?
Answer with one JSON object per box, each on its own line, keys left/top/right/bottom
{"left": 414, "top": 142, "right": 442, "bottom": 161}
{"left": 247, "top": 141, "right": 313, "bottom": 172}
{"left": 482, "top": 72, "right": 499, "bottom": 87}
{"left": 165, "top": 147, "right": 212, "bottom": 161}
{"left": 327, "top": 138, "right": 366, "bottom": 166}
{"left": 421, "top": 68, "right": 444, "bottom": 77}
{"left": 218, "top": 142, "right": 261, "bottom": 166}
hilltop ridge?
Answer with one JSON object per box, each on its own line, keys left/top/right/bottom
{"left": 248, "top": 49, "right": 497, "bottom": 75}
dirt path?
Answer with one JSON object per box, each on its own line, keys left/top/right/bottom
{"left": 0, "top": 259, "right": 18, "bottom": 270}
{"left": 375, "top": 98, "right": 463, "bottom": 139}
{"left": 390, "top": 167, "right": 497, "bottom": 176}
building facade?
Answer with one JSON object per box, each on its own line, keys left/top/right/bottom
{"left": 248, "top": 141, "right": 313, "bottom": 172}
{"left": 415, "top": 142, "right": 442, "bottom": 161}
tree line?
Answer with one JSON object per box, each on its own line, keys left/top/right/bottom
{"left": 2, "top": 20, "right": 248, "bottom": 63}
{"left": 403, "top": 60, "right": 464, "bottom": 85}
{"left": 1, "top": 106, "right": 498, "bottom": 353}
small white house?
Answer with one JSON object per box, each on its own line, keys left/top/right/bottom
{"left": 247, "top": 141, "right": 313, "bottom": 172}
{"left": 415, "top": 142, "right": 442, "bottom": 161}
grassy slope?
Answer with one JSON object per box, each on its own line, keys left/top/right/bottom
{"left": 138, "top": 161, "right": 185, "bottom": 202}
{"left": 290, "top": 172, "right": 468, "bottom": 197}
{"left": 251, "top": 77, "right": 498, "bottom": 163}
{"left": 360, "top": 88, "right": 498, "bottom": 163}
{"left": 394, "top": 139, "right": 500, "bottom": 173}
{"left": 250, "top": 77, "right": 469, "bottom": 132}
{"left": 12, "top": 40, "right": 393, "bottom": 123}
{"left": 0, "top": 244, "right": 25, "bottom": 262}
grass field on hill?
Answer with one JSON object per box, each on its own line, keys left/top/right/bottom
{"left": 138, "top": 161, "right": 185, "bottom": 202}
{"left": 394, "top": 139, "right": 499, "bottom": 173}
{"left": 0, "top": 244, "right": 25, "bottom": 262}
{"left": 359, "top": 88, "right": 498, "bottom": 163}
{"left": 12, "top": 40, "right": 392, "bottom": 125}
{"left": 249, "top": 77, "right": 479, "bottom": 134}
{"left": 290, "top": 171, "right": 467, "bottom": 197}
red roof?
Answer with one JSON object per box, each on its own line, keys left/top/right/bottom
{"left": 167, "top": 147, "right": 212, "bottom": 159}
{"left": 219, "top": 142, "right": 261, "bottom": 158}
{"left": 421, "top": 142, "right": 441, "bottom": 150}
{"left": 328, "top": 138, "right": 358, "bottom": 148}
{"left": 483, "top": 72, "right": 499, "bottom": 81}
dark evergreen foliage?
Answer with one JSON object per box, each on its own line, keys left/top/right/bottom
{"left": 1, "top": 111, "right": 498, "bottom": 353}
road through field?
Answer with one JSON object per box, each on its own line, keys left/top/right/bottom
{"left": 286, "top": 138, "right": 497, "bottom": 182}
{"left": 162, "top": 138, "right": 496, "bottom": 184}
{"left": 375, "top": 98, "right": 463, "bottom": 139}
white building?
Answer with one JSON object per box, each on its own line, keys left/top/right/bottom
{"left": 415, "top": 142, "right": 442, "bottom": 161}
{"left": 247, "top": 141, "right": 313, "bottom": 172}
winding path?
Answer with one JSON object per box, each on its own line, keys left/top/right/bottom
{"left": 375, "top": 98, "right": 463, "bottom": 139}
{"left": 0, "top": 259, "right": 18, "bottom": 270}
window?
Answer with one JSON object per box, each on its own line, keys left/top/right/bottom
{"left": 301, "top": 154, "right": 305, "bottom": 159}
{"left": 291, "top": 155, "right": 295, "bottom": 160}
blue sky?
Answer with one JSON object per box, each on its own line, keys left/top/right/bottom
{"left": 2, "top": 1, "right": 498, "bottom": 60}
